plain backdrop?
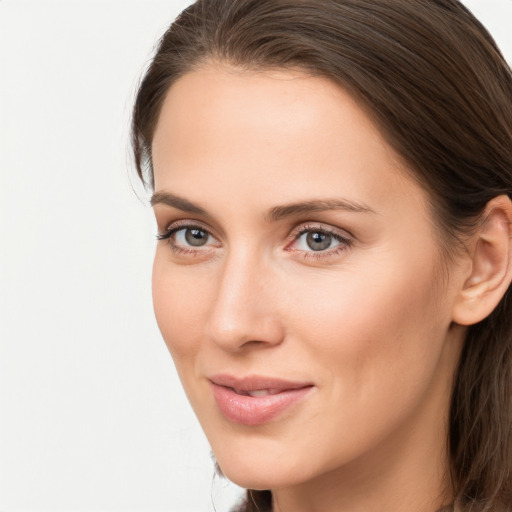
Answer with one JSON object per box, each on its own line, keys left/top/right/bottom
{"left": 0, "top": 1, "right": 511, "bottom": 511}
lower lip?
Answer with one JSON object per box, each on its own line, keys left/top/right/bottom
{"left": 211, "top": 383, "right": 313, "bottom": 426}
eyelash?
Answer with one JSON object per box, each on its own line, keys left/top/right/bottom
{"left": 290, "top": 224, "right": 352, "bottom": 259}
{"left": 156, "top": 221, "right": 352, "bottom": 259}
{"left": 156, "top": 221, "right": 215, "bottom": 256}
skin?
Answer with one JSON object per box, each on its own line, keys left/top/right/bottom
{"left": 150, "top": 65, "right": 471, "bottom": 512}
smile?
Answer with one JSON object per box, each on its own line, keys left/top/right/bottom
{"left": 209, "top": 375, "right": 314, "bottom": 426}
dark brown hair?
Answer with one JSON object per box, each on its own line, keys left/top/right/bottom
{"left": 131, "top": 1, "right": 512, "bottom": 510}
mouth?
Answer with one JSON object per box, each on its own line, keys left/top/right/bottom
{"left": 209, "top": 374, "right": 314, "bottom": 426}
{"left": 231, "top": 388, "right": 283, "bottom": 397}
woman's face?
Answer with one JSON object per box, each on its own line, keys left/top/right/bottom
{"left": 151, "top": 65, "right": 465, "bottom": 490}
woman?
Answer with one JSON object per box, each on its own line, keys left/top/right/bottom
{"left": 131, "top": 1, "right": 512, "bottom": 511}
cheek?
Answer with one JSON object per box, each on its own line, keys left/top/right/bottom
{"left": 283, "top": 248, "right": 447, "bottom": 391}
{"left": 266, "top": 253, "right": 450, "bottom": 471}
{"left": 152, "top": 251, "right": 210, "bottom": 361}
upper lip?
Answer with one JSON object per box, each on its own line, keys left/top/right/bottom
{"left": 209, "top": 374, "right": 313, "bottom": 392}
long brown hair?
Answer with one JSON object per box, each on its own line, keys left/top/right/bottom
{"left": 131, "top": 1, "right": 512, "bottom": 510}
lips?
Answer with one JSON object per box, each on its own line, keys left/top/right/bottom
{"left": 233, "top": 388, "right": 282, "bottom": 397}
{"left": 209, "top": 374, "right": 314, "bottom": 426}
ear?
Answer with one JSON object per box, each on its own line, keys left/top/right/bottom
{"left": 452, "top": 195, "right": 512, "bottom": 326}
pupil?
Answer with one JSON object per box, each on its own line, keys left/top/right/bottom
{"left": 306, "top": 231, "right": 331, "bottom": 251}
{"left": 185, "top": 228, "right": 207, "bottom": 246}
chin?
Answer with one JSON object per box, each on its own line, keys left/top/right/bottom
{"left": 213, "top": 444, "right": 320, "bottom": 491}
{"left": 220, "top": 463, "right": 294, "bottom": 491}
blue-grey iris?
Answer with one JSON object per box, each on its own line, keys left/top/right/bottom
{"left": 185, "top": 228, "right": 208, "bottom": 246}
{"left": 307, "top": 232, "right": 331, "bottom": 251}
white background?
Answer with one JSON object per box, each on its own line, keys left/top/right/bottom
{"left": 0, "top": 1, "right": 511, "bottom": 511}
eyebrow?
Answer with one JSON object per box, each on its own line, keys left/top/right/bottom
{"left": 266, "top": 198, "right": 375, "bottom": 221}
{"left": 150, "top": 191, "right": 375, "bottom": 220}
{"left": 151, "top": 191, "right": 208, "bottom": 215}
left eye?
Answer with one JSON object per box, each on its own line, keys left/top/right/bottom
{"left": 295, "top": 230, "right": 343, "bottom": 252}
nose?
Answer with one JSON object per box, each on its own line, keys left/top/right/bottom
{"left": 205, "top": 249, "right": 285, "bottom": 352}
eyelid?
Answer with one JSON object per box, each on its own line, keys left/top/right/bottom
{"left": 289, "top": 222, "right": 352, "bottom": 242}
{"left": 156, "top": 221, "right": 222, "bottom": 258}
{"left": 157, "top": 219, "right": 218, "bottom": 241}
{"left": 285, "top": 222, "right": 353, "bottom": 256}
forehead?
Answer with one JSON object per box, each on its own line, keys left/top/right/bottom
{"left": 151, "top": 64, "right": 427, "bottom": 220}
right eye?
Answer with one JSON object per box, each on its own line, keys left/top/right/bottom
{"left": 157, "top": 224, "right": 220, "bottom": 253}
{"left": 174, "top": 227, "right": 211, "bottom": 247}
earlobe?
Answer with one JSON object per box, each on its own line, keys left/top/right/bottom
{"left": 452, "top": 195, "right": 512, "bottom": 326}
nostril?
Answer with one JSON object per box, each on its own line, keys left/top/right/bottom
{"left": 240, "top": 339, "right": 270, "bottom": 349}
